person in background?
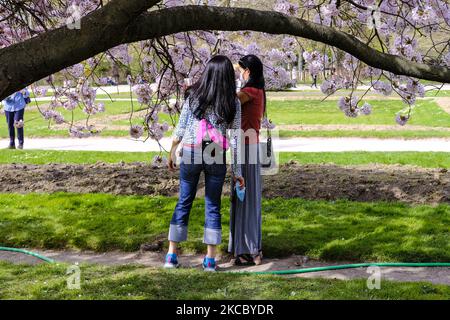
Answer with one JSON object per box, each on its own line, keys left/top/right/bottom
{"left": 1, "top": 88, "right": 30, "bottom": 149}
{"left": 311, "top": 73, "right": 318, "bottom": 88}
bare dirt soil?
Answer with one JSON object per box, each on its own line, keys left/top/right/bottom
{"left": 0, "top": 162, "right": 449, "bottom": 204}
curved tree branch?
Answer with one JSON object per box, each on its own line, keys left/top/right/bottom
{"left": 127, "top": 6, "right": 450, "bottom": 83}
{"left": 1, "top": 4, "right": 450, "bottom": 100}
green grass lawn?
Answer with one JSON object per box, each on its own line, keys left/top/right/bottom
{"left": 268, "top": 99, "right": 450, "bottom": 127}
{"left": 1, "top": 261, "right": 449, "bottom": 300}
{"left": 3, "top": 98, "right": 450, "bottom": 138}
{"left": 0, "top": 149, "right": 159, "bottom": 164}
{"left": 0, "top": 100, "right": 153, "bottom": 138}
{"left": 0, "top": 194, "right": 448, "bottom": 262}
{"left": 26, "top": 99, "right": 138, "bottom": 120}
{"left": 261, "top": 98, "right": 450, "bottom": 138}
{"left": 279, "top": 151, "right": 450, "bottom": 168}
{"left": 270, "top": 98, "right": 450, "bottom": 138}
{"left": 425, "top": 90, "right": 450, "bottom": 97}
{"left": 1, "top": 150, "right": 449, "bottom": 168}
{"left": 279, "top": 130, "right": 450, "bottom": 139}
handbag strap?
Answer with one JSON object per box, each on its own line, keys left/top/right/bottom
{"left": 262, "top": 88, "right": 272, "bottom": 157}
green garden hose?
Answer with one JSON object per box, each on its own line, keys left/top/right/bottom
{"left": 250, "top": 262, "right": 450, "bottom": 275}
{"left": 0, "top": 247, "right": 54, "bottom": 263}
{"left": 1, "top": 247, "right": 449, "bottom": 276}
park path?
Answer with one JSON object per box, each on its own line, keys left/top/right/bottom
{"left": 1, "top": 249, "right": 449, "bottom": 285}
{"left": 2, "top": 137, "right": 450, "bottom": 152}
{"left": 435, "top": 97, "right": 450, "bottom": 115}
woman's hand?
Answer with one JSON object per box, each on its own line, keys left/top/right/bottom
{"left": 168, "top": 139, "right": 181, "bottom": 171}
{"left": 233, "top": 176, "right": 245, "bottom": 189}
{"left": 168, "top": 147, "right": 178, "bottom": 171}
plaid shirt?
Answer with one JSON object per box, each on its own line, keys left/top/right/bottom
{"left": 173, "top": 97, "right": 242, "bottom": 177}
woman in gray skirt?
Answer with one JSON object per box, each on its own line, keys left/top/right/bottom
{"left": 229, "top": 55, "right": 266, "bottom": 266}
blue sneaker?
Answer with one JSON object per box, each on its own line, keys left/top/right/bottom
{"left": 202, "top": 256, "right": 217, "bottom": 272}
{"left": 164, "top": 253, "right": 179, "bottom": 269}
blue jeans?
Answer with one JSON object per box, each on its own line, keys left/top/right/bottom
{"left": 5, "top": 109, "right": 25, "bottom": 146}
{"left": 169, "top": 147, "right": 227, "bottom": 245}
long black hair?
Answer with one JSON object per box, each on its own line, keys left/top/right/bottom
{"left": 186, "top": 55, "right": 237, "bottom": 125}
{"left": 238, "top": 54, "right": 267, "bottom": 112}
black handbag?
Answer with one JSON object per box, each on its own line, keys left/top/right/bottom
{"left": 260, "top": 133, "right": 272, "bottom": 168}
{"left": 259, "top": 97, "right": 275, "bottom": 169}
{"left": 202, "top": 139, "right": 226, "bottom": 164}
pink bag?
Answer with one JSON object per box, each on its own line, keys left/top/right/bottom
{"left": 196, "top": 119, "right": 229, "bottom": 150}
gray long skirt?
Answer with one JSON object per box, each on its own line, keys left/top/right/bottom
{"left": 228, "top": 143, "right": 262, "bottom": 256}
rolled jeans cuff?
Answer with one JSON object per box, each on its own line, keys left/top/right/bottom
{"left": 203, "top": 228, "right": 222, "bottom": 245}
{"left": 168, "top": 224, "right": 188, "bottom": 242}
